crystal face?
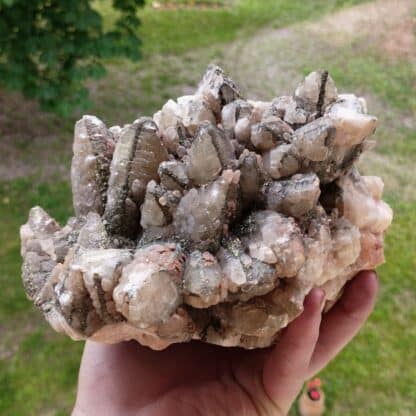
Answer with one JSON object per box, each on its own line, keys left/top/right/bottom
{"left": 20, "top": 66, "right": 393, "bottom": 350}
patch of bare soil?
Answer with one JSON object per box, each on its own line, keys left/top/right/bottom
{"left": 0, "top": 90, "right": 72, "bottom": 181}
{"left": 306, "top": 0, "right": 415, "bottom": 61}
{"left": 382, "top": 16, "right": 416, "bottom": 61}
{"left": 0, "top": 316, "right": 39, "bottom": 361}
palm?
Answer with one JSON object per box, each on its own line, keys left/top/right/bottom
{"left": 74, "top": 272, "right": 377, "bottom": 416}
{"left": 81, "top": 341, "right": 280, "bottom": 415}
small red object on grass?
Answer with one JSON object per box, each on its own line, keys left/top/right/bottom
{"left": 299, "top": 377, "right": 325, "bottom": 416}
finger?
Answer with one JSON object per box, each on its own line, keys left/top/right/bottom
{"left": 262, "top": 288, "right": 324, "bottom": 412}
{"left": 75, "top": 342, "right": 129, "bottom": 413}
{"left": 308, "top": 270, "right": 378, "bottom": 376}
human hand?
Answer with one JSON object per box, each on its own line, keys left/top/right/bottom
{"left": 72, "top": 270, "right": 377, "bottom": 416}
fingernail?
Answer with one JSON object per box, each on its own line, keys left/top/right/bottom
{"left": 320, "top": 293, "right": 326, "bottom": 307}
{"left": 306, "top": 288, "right": 324, "bottom": 308}
{"left": 317, "top": 289, "right": 325, "bottom": 306}
{"left": 358, "top": 269, "right": 378, "bottom": 281}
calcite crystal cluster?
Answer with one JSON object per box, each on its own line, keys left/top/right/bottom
{"left": 21, "top": 66, "right": 393, "bottom": 350}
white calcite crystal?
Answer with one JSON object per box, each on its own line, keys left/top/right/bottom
{"left": 21, "top": 65, "right": 393, "bottom": 350}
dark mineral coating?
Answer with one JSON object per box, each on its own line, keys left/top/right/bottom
{"left": 103, "top": 117, "right": 168, "bottom": 238}
{"left": 71, "top": 116, "right": 115, "bottom": 216}
{"left": 197, "top": 64, "right": 242, "bottom": 115}
{"left": 265, "top": 173, "right": 321, "bottom": 218}
{"left": 250, "top": 117, "right": 294, "bottom": 151}
{"left": 238, "top": 150, "right": 265, "bottom": 208}
{"left": 20, "top": 66, "right": 393, "bottom": 350}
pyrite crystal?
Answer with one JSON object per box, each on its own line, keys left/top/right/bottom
{"left": 21, "top": 66, "right": 393, "bottom": 350}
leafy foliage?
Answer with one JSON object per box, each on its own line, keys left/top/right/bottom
{"left": 0, "top": 0, "right": 144, "bottom": 115}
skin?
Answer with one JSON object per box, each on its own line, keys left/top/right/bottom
{"left": 73, "top": 270, "right": 378, "bottom": 416}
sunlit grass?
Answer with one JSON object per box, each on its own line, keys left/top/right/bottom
{"left": 95, "top": 0, "right": 368, "bottom": 56}
{"left": 0, "top": 180, "right": 73, "bottom": 319}
{"left": 0, "top": 328, "right": 83, "bottom": 415}
{"left": 318, "top": 200, "right": 416, "bottom": 414}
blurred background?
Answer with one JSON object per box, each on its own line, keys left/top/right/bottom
{"left": 0, "top": 0, "right": 415, "bottom": 414}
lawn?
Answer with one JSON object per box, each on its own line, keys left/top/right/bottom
{"left": 1, "top": 0, "right": 415, "bottom": 414}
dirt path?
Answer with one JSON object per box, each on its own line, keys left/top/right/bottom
{"left": 221, "top": 0, "right": 414, "bottom": 97}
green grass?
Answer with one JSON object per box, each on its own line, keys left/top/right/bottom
{"left": 1, "top": 0, "right": 416, "bottom": 414}
{"left": 0, "top": 329, "right": 83, "bottom": 416}
{"left": 96, "top": 0, "right": 368, "bottom": 56}
{"left": 0, "top": 180, "right": 73, "bottom": 319}
{"left": 154, "top": 0, "right": 228, "bottom": 6}
{"left": 0, "top": 179, "right": 81, "bottom": 415}
{"left": 319, "top": 201, "right": 416, "bottom": 414}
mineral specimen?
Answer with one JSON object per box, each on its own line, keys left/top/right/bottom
{"left": 21, "top": 65, "right": 393, "bottom": 350}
